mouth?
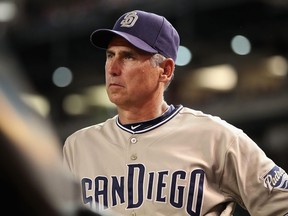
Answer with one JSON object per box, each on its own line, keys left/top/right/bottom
{"left": 109, "top": 83, "right": 124, "bottom": 89}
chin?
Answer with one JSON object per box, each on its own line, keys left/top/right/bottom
{"left": 108, "top": 95, "right": 122, "bottom": 105}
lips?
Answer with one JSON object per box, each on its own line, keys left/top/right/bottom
{"left": 109, "top": 83, "right": 122, "bottom": 87}
{"left": 108, "top": 82, "right": 124, "bottom": 89}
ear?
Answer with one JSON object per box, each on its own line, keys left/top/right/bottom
{"left": 159, "top": 58, "right": 175, "bottom": 82}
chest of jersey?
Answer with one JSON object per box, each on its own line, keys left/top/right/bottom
{"left": 71, "top": 116, "right": 231, "bottom": 215}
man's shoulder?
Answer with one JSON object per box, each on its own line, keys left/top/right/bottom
{"left": 66, "top": 115, "right": 117, "bottom": 139}
{"left": 179, "top": 106, "right": 242, "bottom": 134}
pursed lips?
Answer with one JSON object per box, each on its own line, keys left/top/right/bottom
{"left": 109, "top": 82, "right": 124, "bottom": 88}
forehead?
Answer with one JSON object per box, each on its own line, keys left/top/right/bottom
{"left": 107, "top": 36, "right": 151, "bottom": 55}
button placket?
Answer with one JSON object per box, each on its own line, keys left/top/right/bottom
{"left": 130, "top": 153, "right": 137, "bottom": 160}
{"left": 129, "top": 136, "right": 138, "bottom": 161}
{"left": 130, "top": 137, "right": 137, "bottom": 144}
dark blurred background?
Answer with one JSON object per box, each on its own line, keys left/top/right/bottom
{"left": 1, "top": 0, "right": 288, "bottom": 215}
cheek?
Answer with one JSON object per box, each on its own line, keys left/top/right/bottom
{"left": 137, "top": 68, "right": 159, "bottom": 89}
{"left": 126, "top": 63, "right": 159, "bottom": 90}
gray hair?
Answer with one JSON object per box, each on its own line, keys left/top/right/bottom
{"left": 150, "top": 54, "right": 166, "bottom": 67}
{"left": 150, "top": 54, "right": 174, "bottom": 90}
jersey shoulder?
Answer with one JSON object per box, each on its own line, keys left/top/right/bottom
{"left": 64, "top": 115, "right": 117, "bottom": 144}
{"left": 179, "top": 106, "right": 243, "bottom": 134}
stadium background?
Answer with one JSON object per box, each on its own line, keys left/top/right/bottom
{"left": 1, "top": 0, "right": 288, "bottom": 215}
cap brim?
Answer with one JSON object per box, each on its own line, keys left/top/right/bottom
{"left": 90, "top": 29, "right": 158, "bottom": 54}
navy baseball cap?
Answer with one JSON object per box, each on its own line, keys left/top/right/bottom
{"left": 90, "top": 10, "right": 180, "bottom": 61}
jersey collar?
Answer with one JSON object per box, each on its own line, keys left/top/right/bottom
{"left": 116, "top": 104, "right": 183, "bottom": 134}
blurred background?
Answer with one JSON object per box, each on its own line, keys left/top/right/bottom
{"left": 1, "top": 0, "right": 288, "bottom": 215}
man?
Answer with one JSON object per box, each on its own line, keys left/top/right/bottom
{"left": 63, "top": 10, "right": 288, "bottom": 216}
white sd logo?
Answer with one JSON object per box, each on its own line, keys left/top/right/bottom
{"left": 120, "top": 11, "right": 138, "bottom": 27}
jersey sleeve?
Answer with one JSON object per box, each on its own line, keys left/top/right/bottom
{"left": 62, "top": 135, "right": 76, "bottom": 174}
{"left": 220, "top": 131, "right": 288, "bottom": 215}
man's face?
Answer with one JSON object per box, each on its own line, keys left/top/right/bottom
{"left": 105, "top": 36, "right": 162, "bottom": 109}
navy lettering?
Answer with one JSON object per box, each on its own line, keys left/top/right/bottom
{"left": 111, "top": 176, "right": 125, "bottom": 206}
{"left": 170, "top": 170, "right": 186, "bottom": 208}
{"left": 147, "top": 172, "right": 154, "bottom": 200}
{"left": 81, "top": 165, "right": 206, "bottom": 215}
{"left": 95, "top": 176, "right": 108, "bottom": 209}
{"left": 127, "top": 164, "right": 145, "bottom": 208}
{"left": 81, "top": 178, "right": 93, "bottom": 208}
{"left": 156, "top": 171, "right": 168, "bottom": 202}
{"left": 187, "top": 169, "right": 204, "bottom": 216}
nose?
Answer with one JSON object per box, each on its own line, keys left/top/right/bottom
{"left": 106, "top": 58, "right": 121, "bottom": 76}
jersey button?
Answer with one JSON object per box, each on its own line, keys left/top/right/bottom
{"left": 130, "top": 154, "right": 137, "bottom": 160}
{"left": 130, "top": 137, "right": 137, "bottom": 144}
{"left": 131, "top": 210, "right": 136, "bottom": 216}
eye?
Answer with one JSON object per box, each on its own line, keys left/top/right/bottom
{"left": 123, "top": 52, "right": 135, "bottom": 60}
{"left": 124, "top": 55, "right": 133, "bottom": 60}
{"left": 106, "top": 52, "right": 114, "bottom": 59}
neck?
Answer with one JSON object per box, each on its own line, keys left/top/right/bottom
{"left": 117, "top": 101, "right": 169, "bottom": 125}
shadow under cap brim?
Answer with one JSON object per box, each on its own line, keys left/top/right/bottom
{"left": 90, "top": 29, "right": 158, "bottom": 54}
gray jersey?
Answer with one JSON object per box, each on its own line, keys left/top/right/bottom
{"left": 63, "top": 105, "right": 288, "bottom": 216}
